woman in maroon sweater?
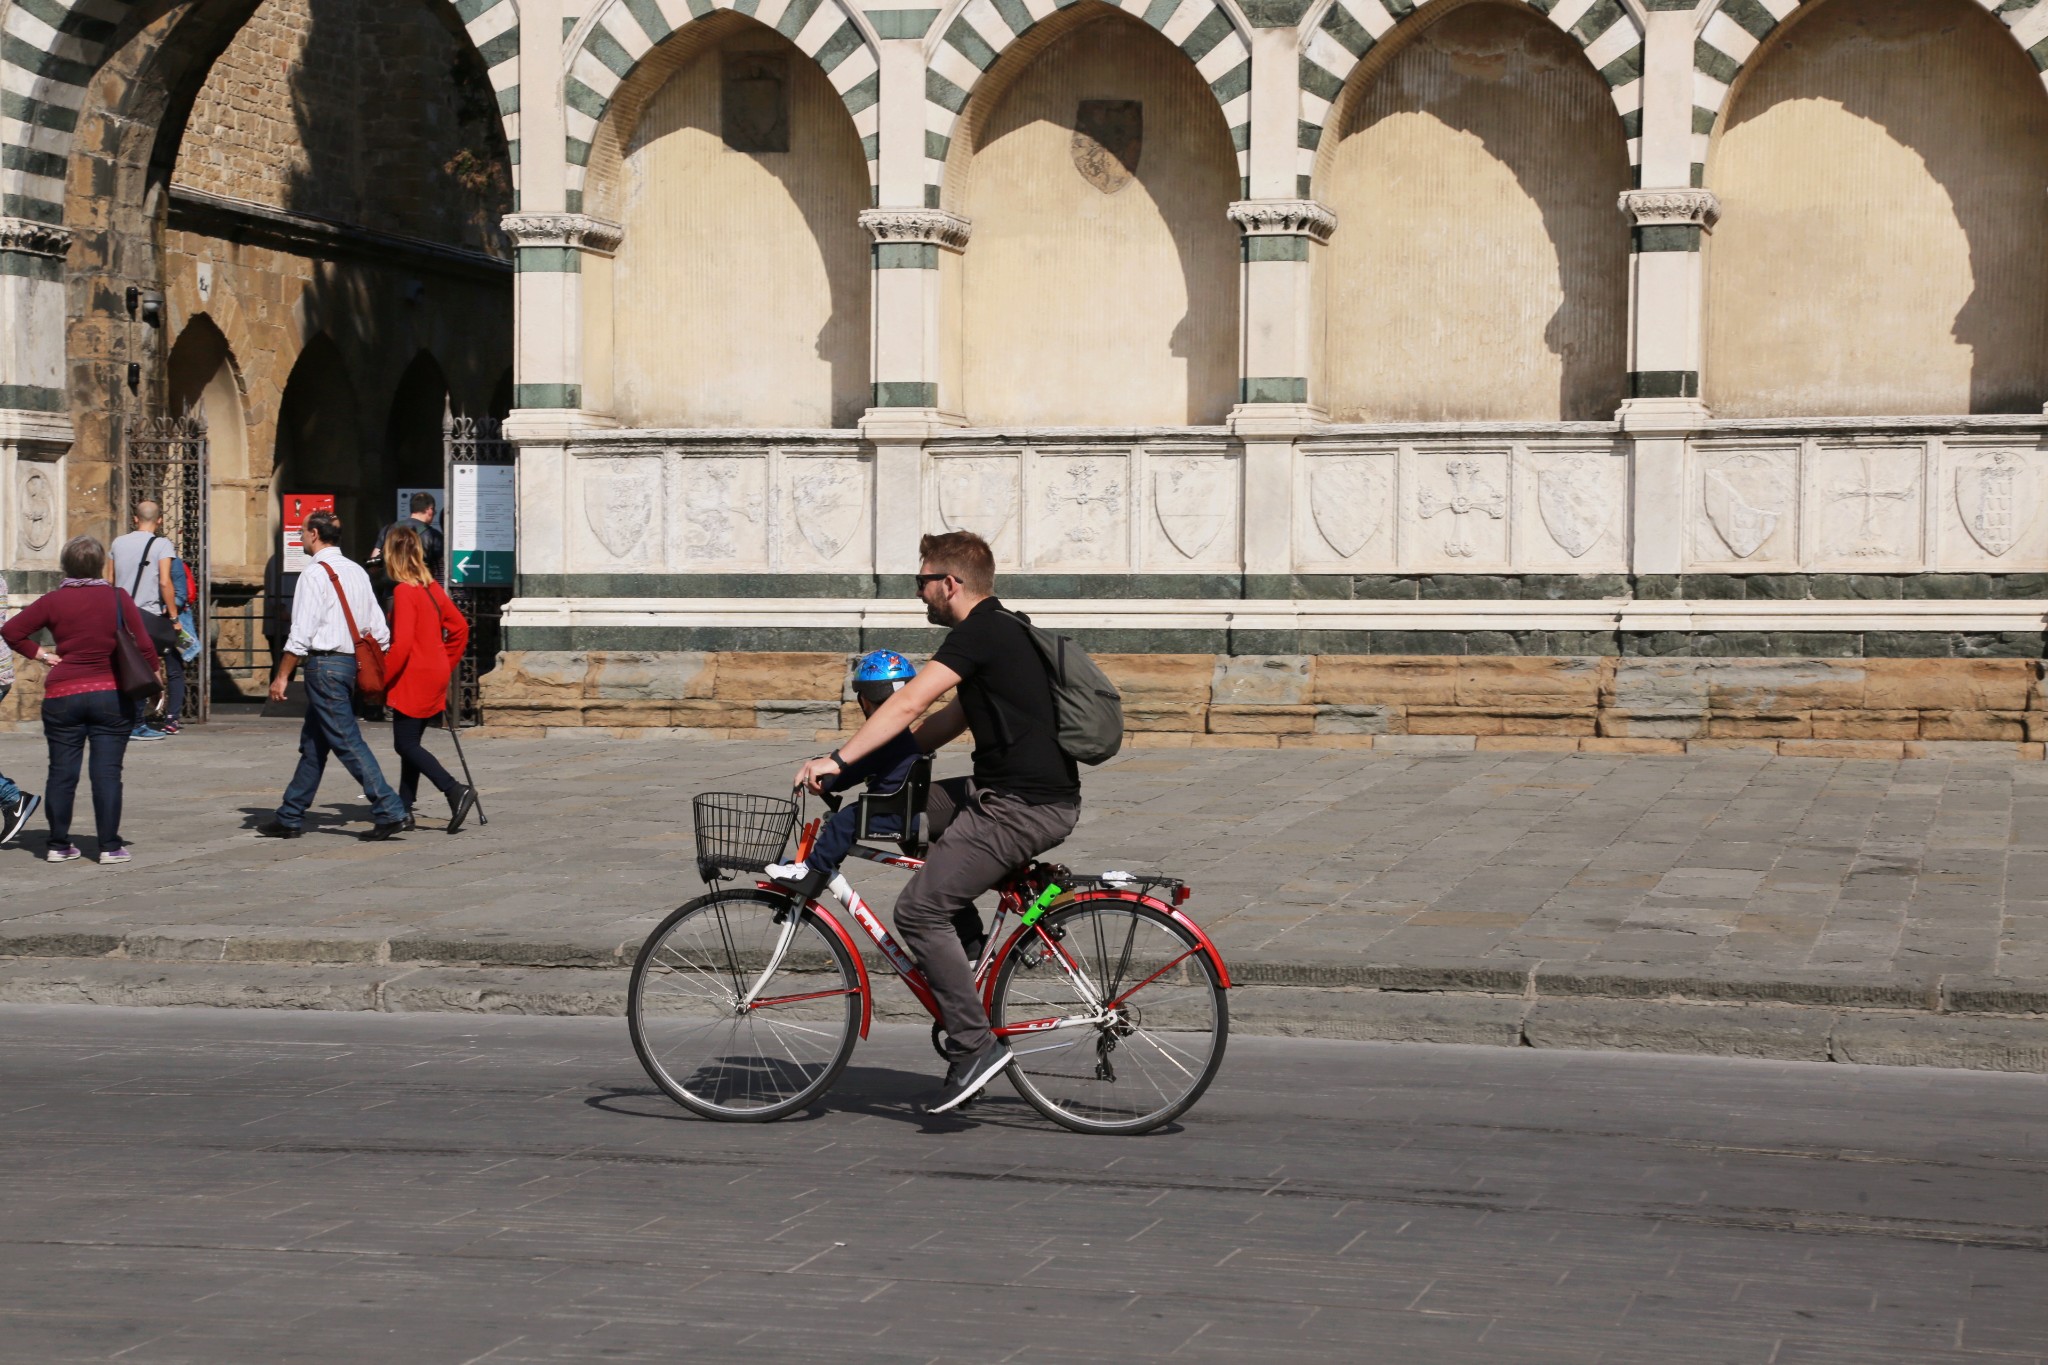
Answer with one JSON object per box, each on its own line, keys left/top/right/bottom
{"left": 1, "top": 535, "right": 158, "bottom": 863}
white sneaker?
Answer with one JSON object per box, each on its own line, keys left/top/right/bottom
{"left": 764, "top": 860, "right": 808, "bottom": 881}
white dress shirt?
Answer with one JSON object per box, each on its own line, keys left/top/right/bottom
{"left": 285, "top": 546, "right": 391, "bottom": 656}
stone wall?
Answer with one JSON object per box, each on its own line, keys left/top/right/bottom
{"left": 479, "top": 648, "right": 2048, "bottom": 759}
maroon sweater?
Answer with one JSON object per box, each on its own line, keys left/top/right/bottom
{"left": 2, "top": 582, "right": 159, "bottom": 698}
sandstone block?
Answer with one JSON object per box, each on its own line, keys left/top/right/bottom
{"left": 1125, "top": 703, "right": 1207, "bottom": 732}
{"left": 1863, "top": 658, "right": 2035, "bottom": 712}
{"left": 1208, "top": 704, "right": 1315, "bottom": 735}
{"left": 1373, "top": 734, "right": 1476, "bottom": 753}
{"left": 1190, "top": 733, "right": 1279, "bottom": 748}
{"left": 1578, "top": 737, "right": 1684, "bottom": 754}
{"left": 1701, "top": 660, "right": 1864, "bottom": 713}
{"left": 1706, "top": 713, "right": 1811, "bottom": 739}
{"left": 1779, "top": 740, "right": 1906, "bottom": 759}
{"left": 581, "top": 703, "right": 676, "bottom": 728}
{"left": 1810, "top": 709, "right": 1918, "bottom": 740}
{"left": 585, "top": 651, "right": 712, "bottom": 701}
{"left": 1405, "top": 707, "right": 1503, "bottom": 736}
{"left": 1603, "top": 659, "right": 1707, "bottom": 713}
{"left": 756, "top": 701, "right": 841, "bottom": 732}
{"left": 1314, "top": 703, "right": 1395, "bottom": 735}
{"left": 1097, "top": 654, "right": 1213, "bottom": 703}
{"left": 1903, "top": 740, "right": 2035, "bottom": 760}
{"left": 1685, "top": 739, "right": 1780, "bottom": 754}
{"left": 1312, "top": 656, "right": 1457, "bottom": 706}
{"left": 481, "top": 651, "right": 590, "bottom": 705}
{"left": 671, "top": 700, "right": 761, "bottom": 728}
{"left": 1127, "top": 732, "right": 1195, "bottom": 749}
{"left": 1278, "top": 734, "right": 1377, "bottom": 749}
{"left": 1500, "top": 709, "right": 1597, "bottom": 736}
{"left": 1919, "top": 710, "right": 2028, "bottom": 742}
{"left": 1454, "top": 656, "right": 1605, "bottom": 709}
{"left": 1597, "top": 710, "right": 1705, "bottom": 739}
{"left": 712, "top": 652, "right": 846, "bottom": 702}
{"left": 1210, "top": 655, "right": 1311, "bottom": 706}
{"left": 1476, "top": 736, "right": 1580, "bottom": 752}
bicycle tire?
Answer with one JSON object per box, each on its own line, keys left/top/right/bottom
{"left": 991, "top": 897, "right": 1228, "bottom": 1135}
{"left": 628, "top": 887, "right": 862, "bottom": 1122}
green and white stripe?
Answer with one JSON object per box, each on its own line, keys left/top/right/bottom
{"left": 922, "top": 0, "right": 1252, "bottom": 208}
{"left": 1, "top": 0, "right": 522, "bottom": 227}
{"left": 1297, "top": 0, "right": 1643, "bottom": 197}
{"left": 563, "top": 0, "right": 881, "bottom": 207}
{"left": 1692, "top": 0, "right": 2048, "bottom": 185}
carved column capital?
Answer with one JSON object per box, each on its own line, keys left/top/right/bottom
{"left": 0, "top": 217, "right": 74, "bottom": 258}
{"left": 499, "top": 212, "right": 624, "bottom": 256}
{"left": 1227, "top": 199, "right": 1337, "bottom": 243}
{"left": 1618, "top": 189, "right": 1721, "bottom": 230}
{"left": 857, "top": 208, "right": 972, "bottom": 251}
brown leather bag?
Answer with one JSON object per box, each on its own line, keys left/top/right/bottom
{"left": 110, "top": 588, "right": 164, "bottom": 705}
{"left": 319, "top": 562, "right": 387, "bottom": 704}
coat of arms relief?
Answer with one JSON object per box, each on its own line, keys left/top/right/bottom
{"left": 1954, "top": 450, "right": 2038, "bottom": 558}
{"left": 583, "top": 463, "right": 660, "bottom": 562}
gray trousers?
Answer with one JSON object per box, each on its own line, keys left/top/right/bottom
{"left": 895, "top": 777, "right": 1079, "bottom": 1053}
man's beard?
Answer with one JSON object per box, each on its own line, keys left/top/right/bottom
{"left": 924, "top": 598, "right": 946, "bottom": 626}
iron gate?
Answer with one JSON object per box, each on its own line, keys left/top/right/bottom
{"left": 442, "top": 410, "right": 514, "bottom": 726}
{"left": 121, "top": 413, "right": 209, "bottom": 723}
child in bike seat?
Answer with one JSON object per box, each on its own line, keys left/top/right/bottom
{"left": 767, "top": 650, "right": 926, "bottom": 907}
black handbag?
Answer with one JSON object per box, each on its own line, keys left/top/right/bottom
{"left": 111, "top": 588, "right": 164, "bottom": 705}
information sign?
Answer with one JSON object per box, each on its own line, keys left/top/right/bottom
{"left": 450, "top": 463, "right": 515, "bottom": 585}
{"left": 282, "top": 493, "right": 335, "bottom": 573}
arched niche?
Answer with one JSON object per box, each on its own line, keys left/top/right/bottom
{"left": 1703, "top": 0, "right": 2048, "bottom": 417}
{"left": 945, "top": 3, "right": 1240, "bottom": 427}
{"left": 581, "top": 12, "right": 871, "bottom": 428}
{"left": 166, "top": 315, "right": 255, "bottom": 579}
{"left": 1313, "top": 0, "right": 1630, "bottom": 422}
{"left": 274, "top": 335, "right": 373, "bottom": 563}
{"left": 387, "top": 351, "right": 452, "bottom": 499}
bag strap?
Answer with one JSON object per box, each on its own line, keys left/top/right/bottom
{"left": 318, "top": 561, "right": 366, "bottom": 643}
{"left": 130, "top": 534, "right": 160, "bottom": 599}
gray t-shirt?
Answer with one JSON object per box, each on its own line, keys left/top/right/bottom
{"left": 111, "top": 530, "right": 177, "bottom": 616}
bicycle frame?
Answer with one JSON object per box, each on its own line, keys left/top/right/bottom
{"left": 738, "top": 818, "right": 1231, "bottom": 1051}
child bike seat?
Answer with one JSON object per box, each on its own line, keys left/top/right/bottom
{"left": 857, "top": 753, "right": 932, "bottom": 858}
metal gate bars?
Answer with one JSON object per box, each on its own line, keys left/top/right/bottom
{"left": 441, "top": 409, "right": 513, "bottom": 727}
{"left": 121, "top": 413, "right": 210, "bottom": 723}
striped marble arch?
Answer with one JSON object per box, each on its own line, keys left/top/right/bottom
{"left": 562, "top": 0, "right": 882, "bottom": 207}
{"left": 922, "top": 0, "right": 1254, "bottom": 208}
{"left": 1691, "top": 0, "right": 2048, "bottom": 185}
{"left": 1296, "top": 0, "right": 1644, "bottom": 197}
{"left": 0, "top": 0, "right": 522, "bottom": 228}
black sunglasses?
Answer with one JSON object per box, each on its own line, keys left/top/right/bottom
{"left": 914, "top": 573, "right": 954, "bottom": 590}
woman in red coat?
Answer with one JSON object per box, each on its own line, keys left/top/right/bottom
{"left": 380, "top": 525, "right": 476, "bottom": 833}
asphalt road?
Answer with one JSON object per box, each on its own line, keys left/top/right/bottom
{"left": 1, "top": 1006, "right": 2042, "bottom": 1364}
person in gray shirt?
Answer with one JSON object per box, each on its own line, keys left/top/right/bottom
{"left": 109, "top": 502, "right": 181, "bottom": 737}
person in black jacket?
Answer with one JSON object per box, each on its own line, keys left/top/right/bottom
{"left": 369, "top": 492, "right": 444, "bottom": 599}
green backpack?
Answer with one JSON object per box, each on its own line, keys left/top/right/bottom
{"left": 1001, "top": 609, "right": 1124, "bottom": 765}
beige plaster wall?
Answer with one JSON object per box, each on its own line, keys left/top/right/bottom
{"left": 1705, "top": 0, "right": 2048, "bottom": 417}
{"left": 608, "top": 23, "right": 870, "bottom": 429}
{"left": 1317, "top": 1, "right": 1629, "bottom": 423}
{"left": 955, "top": 9, "right": 1239, "bottom": 427}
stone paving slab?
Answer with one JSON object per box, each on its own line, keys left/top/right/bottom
{"left": 1, "top": 719, "right": 2045, "bottom": 1068}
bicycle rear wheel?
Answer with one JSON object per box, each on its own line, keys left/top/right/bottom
{"left": 991, "top": 897, "right": 1227, "bottom": 1135}
{"left": 628, "top": 888, "right": 861, "bottom": 1121}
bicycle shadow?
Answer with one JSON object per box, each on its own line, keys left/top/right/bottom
{"left": 584, "top": 1062, "right": 1071, "bottom": 1135}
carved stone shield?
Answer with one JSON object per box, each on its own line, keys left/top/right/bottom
{"left": 585, "top": 471, "right": 657, "bottom": 559}
{"left": 936, "top": 459, "right": 1016, "bottom": 542}
{"left": 1308, "top": 459, "right": 1386, "bottom": 559}
{"left": 1072, "top": 100, "right": 1141, "bottom": 194}
{"left": 792, "top": 463, "right": 863, "bottom": 560}
{"left": 1702, "top": 458, "right": 1783, "bottom": 560}
{"left": 1152, "top": 465, "right": 1227, "bottom": 560}
{"left": 21, "top": 467, "right": 55, "bottom": 551}
{"left": 1536, "top": 458, "right": 1613, "bottom": 559}
{"left": 1956, "top": 452, "right": 2035, "bottom": 558}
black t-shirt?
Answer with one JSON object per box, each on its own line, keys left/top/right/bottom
{"left": 932, "top": 597, "right": 1081, "bottom": 806}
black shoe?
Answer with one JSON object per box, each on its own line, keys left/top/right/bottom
{"left": 919, "top": 1039, "right": 1013, "bottom": 1115}
{"left": 445, "top": 786, "right": 477, "bottom": 835}
{"left": 255, "top": 820, "right": 302, "bottom": 839}
{"left": 359, "top": 820, "right": 406, "bottom": 842}
{"left": 2, "top": 792, "right": 40, "bottom": 846}
{"left": 401, "top": 809, "right": 417, "bottom": 832}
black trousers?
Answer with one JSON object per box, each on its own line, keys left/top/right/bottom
{"left": 42, "top": 690, "right": 134, "bottom": 847}
{"left": 391, "top": 712, "right": 460, "bottom": 808}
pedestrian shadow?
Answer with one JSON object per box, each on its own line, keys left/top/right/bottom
{"left": 234, "top": 803, "right": 375, "bottom": 836}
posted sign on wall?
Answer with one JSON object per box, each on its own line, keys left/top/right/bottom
{"left": 282, "top": 493, "right": 335, "bottom": 573}
{"left": 450, "top": 463, "right": 515, "bottom": 585}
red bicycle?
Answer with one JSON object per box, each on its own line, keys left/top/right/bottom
{"left": 627, "top": 789, "right": 1231, "bottom": 1134}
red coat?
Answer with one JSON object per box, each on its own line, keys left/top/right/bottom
{"left": 383, "top": 581, "right": 469, "bottom": 719}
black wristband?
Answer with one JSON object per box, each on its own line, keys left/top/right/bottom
{"left": 827, "top": 749, "right": 845, "bottom": 768}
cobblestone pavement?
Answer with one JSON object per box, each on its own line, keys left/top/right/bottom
{"left": 1, "top": 719, "right": 2044, "bottom": 993}
{"left": 2, "top": 1006, "right": 2042, "bottom": 1363}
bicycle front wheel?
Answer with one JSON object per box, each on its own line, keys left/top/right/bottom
{"left": 992, "top": 897, "right": 1228, "bottom": 1135}
{"left": 628, "top": 888, "right": 861, "bottom": 1121}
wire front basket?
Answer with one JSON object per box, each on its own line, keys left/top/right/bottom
{"left": 692, "top": 792, "right": 799, "bottom": 883}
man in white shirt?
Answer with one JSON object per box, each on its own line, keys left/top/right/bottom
{"left": 257, "top": 510, "right": 408, "bottom": 841}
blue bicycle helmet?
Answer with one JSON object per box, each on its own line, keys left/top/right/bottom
{"left": 852, "top": 649, "right": 917, "bottom": 702}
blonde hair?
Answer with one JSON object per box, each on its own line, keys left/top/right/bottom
{"left": 383, "top": 524, "right": 432, "bottom": 587}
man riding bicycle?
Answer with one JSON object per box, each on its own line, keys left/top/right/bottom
{"left": 793, "top": 531, "right": 1081, "bottom": 1114}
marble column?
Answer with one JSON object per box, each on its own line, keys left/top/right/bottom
{"left": 0, "top": 218, "right": 74, "bottom": 584}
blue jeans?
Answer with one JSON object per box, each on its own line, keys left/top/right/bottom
{"left": 0, "top": 684, "right": 19, "bottom": 804}
{"left": 42, "top": 689, "right": 134, "bottom": 847}
{"left": 161, "top": 642, "right": 185, "bottom": 721}
{"left": 277, "top": 655, "right": 406, "bottom": 828}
